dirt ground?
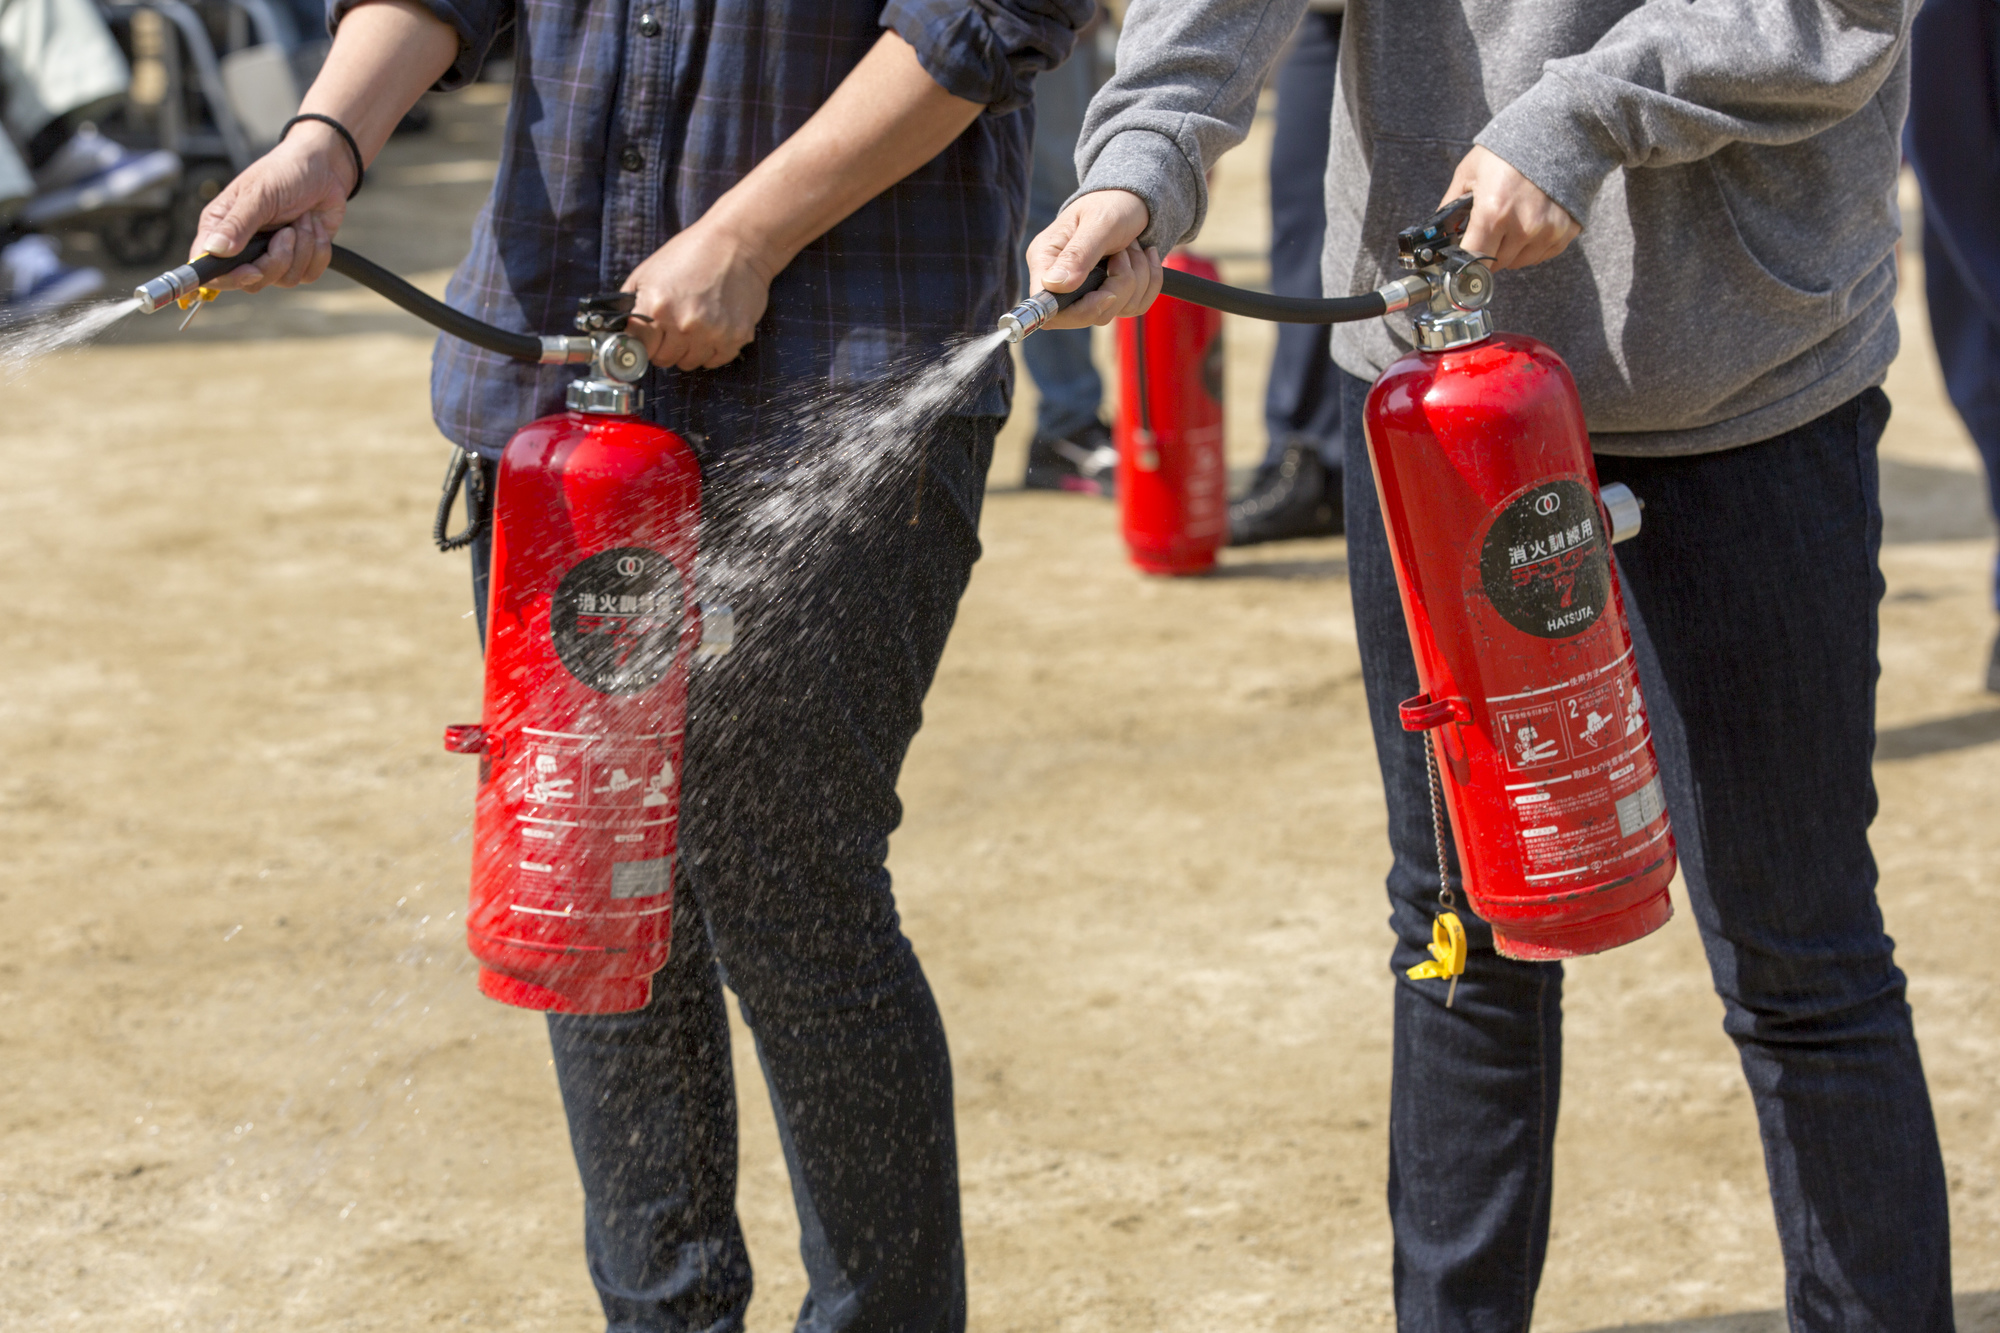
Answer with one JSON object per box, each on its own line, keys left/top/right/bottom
{"left": 4, "top": 87, "right": 1998, "bottom": 1333}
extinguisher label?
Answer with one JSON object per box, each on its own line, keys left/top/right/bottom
{"left": 1493, "top": 656, "right": 1670, "bottom": 882}
{"left": 549, "top": 548, "right": 686, "bottom": 695}
{"left": 611, "top": 856, "right": 673, "bottom": 900}
{"left": 1476, "top": 479, "right": 1609, "bottom": 640}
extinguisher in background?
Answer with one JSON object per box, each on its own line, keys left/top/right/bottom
{"left": 1366, "top": 202, "right": 1671, "bottom": 961}
{"left": 1113, "top": 250, "right": 1229, "bottom": 576}
{"left": 441, "top": 292, "right": 735, "bottom": 1014}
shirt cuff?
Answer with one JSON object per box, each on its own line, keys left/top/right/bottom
{"left": 1474, "top": 71, "right": 1624, "bottom": 230}
{"left": 330, "top": 0, "right": 498, "bottom": 92}
{"left": 880, "top": 0, "right": 1087, "bottom": 116}
{"left": 1072, "top": 128, "right": 1204, "bottom": 251}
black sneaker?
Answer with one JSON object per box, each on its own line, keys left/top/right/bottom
{"left": 1229, "top": 438, "right": 1342, "bottom": 545}
{"left": 1024, "top": 421, "right": 1118, "bottom": 498}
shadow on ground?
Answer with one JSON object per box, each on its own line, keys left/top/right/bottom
{"left": 1882, "top": 458, "right": 1997, "bottom": 544}
{"left": 1579, "top": 1289, "right": 2000, "bottom": 1333}
{"left": 1877, "top": 706, "right": 2000, "bottom": 760}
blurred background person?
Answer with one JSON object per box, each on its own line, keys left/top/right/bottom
{"left": 1228, "top": 0, "right": 1344, "bottom": 546}
{"left": 1021, "top": 3, "right": 1118, "bottom": 497}
{"left": 1905, "top": 0, "right": 2000, "bottom": 692}
{"left": 0, "top": 0, "right": 178, "bottom": 312}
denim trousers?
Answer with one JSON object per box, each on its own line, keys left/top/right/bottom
{"left": 1021, "top": 33, "right": 1105, "bottom": 442}
{"left": 473, "top": 416, "right": 997, "bottom": 1333}
{"left": 1905, "top": 0, "right": 2000, "bottom": 606}
{"left": 1339, "top": 370, "right": 1954, "bottom": 1333}
{"left": 1259, "top": 11, "right": 1346, "bottom": 475}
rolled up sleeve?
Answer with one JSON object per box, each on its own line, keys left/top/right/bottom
{"left": 881, "top": 0, "right": 1095, "bottom": 115}
{"left": 328, "top": 0, "right": 508, "bottom": 91}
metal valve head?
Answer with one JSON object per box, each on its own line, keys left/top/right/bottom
{"left": 1440, "top": 255, "right": 1494, "bottom": 312}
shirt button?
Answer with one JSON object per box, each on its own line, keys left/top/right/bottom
{"left": 620, "top": 146, "right": 645, "bottom": 171}
{"left": 637, "top": 12, "right": 660, "bottom": 36}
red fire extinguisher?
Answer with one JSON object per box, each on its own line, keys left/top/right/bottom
{"left": 442, "top": 293, "right": 733, "bottom": 1014}
{"left": 1363, "top": 203, "right": 1674, "bottom": 962}
{"left": 1113, "top": 250, "right": 1229, "bottom": 576}
{"left": 1001, "top": 196, "right": 1674, "bottom": 966}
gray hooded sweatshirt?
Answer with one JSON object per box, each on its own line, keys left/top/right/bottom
{"left": 1073, "top": 0, "right": 1911, "bottom": 455}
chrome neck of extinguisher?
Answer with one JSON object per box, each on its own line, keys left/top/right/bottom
{"left": 1396, "top": 195, "right": 1497, "bottom": 352}
{"left": 555, "top": 293, "right": 653, "bottom": 415}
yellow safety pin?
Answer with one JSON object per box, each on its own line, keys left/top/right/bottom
{"left": 1406, "top": 910, "right": 1468, "bottom": 1008}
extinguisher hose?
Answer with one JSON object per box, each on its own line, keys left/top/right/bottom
{"left": 326, "top": 246, "right": 544, "bottom": 362}
{"left": 1158, "top": 267, "right": 1391, "bottom": 324}
{"left": 135, "top": 234, "right": 548, "bottom": 363}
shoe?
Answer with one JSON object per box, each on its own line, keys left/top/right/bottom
{"left": 1229, "top": 437, "right": 1342, "bottom": 545}
{"left": 22, "top": 126, "right": 179, "bottom": 226}
{"left": 1986, "top": 628, "right": 2000, "bottom": 695}
{"left": 1024, "top": 420, "right": 1118, "bottom": 498}
{"left": 1, "top": 235, "right": 104, "bottom": 311}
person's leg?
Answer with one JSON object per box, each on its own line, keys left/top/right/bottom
{"left": 466, "top": 469, "right": 753, "bottom": 1333}
{"left": 547, "top": 898, "right": 756, "bottom": 1333}
{"left": 1921, "top": 216, "right": 2000, "bottom": 611}
{"left": 1340, "top": 370, "right": 1564, "bottom": 1333}
{"left": 1596, "top": 392, "right": 1953, "bottom": 1332}
{"left": 1261, "top": 13, "right": 1343, "bottom": 475}
{"left": 1022, "top": 49, "right": 1103, "bottom": 446}
{"left": 556, "top": 415, "right": 994, "bottom": 1333}
{"left": 1234, "top": 15, "right": 1344, "bottom": 544}
{"left": 0, "top": 0, "right": 128, "bottom": 152}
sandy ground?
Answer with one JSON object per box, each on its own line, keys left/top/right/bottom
{"left": 3, "top": 87, "right": 1998, "bottom": 1333}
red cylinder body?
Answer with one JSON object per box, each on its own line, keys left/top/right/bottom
{"left": 448, "top": 409, "right": 703, "bottom": 1013}
{"left": 1114, "top": 250, "right": 1228, "bottom": 575}
{"left": 1362, "top": 333, "right": 1675, "bottom": 959}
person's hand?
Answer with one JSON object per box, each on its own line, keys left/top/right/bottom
{"left": 1441, "top": 146, "right": 1580, "bottom": 271}
{"left": 621, "top": 219, "right": 777, "bottom": 370}
{"left": 1026, "top": 188, "right": 1163, "bottom": 329}
{"left": 191, "top": 121, "right": 355, "bottom": 292}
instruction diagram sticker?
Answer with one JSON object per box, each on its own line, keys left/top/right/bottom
{"left": 1495, "top": 703, "right": 1567, "bottom": 770}
{"left": 1476, "top": 478, "right": 1610, "bottom": 640}
{"left": 549, "top": 547, "right": 685, "bottom": 695}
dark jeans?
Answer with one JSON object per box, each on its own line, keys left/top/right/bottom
{"left": 1906, "top": 0, "right": 2000, "bottom": 606}
{"left": 1339, "top": 371, "right": 1953, "bottom": 1332}
{"left": 1259, "top": 11, "right": 1345, "bottom": 475}
{"left": 473, "top": 416, "right": 997, "bottom": 1333}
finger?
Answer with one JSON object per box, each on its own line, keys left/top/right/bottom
{"left": 1025, "top": 213, "right": 1078, "bottom": 284}
{"left": 236, "top": 226, "right": 295, "bottom": 293}
{"left": 1116, "top": 243, "right": 1161, "bottom": 318}
{"left": 1044, "top": 219, "right": 1112, "bottom": 292}
{"left": 648, "top": 327, "right": 691, "bottom": 370}
{"left": 1436, "top": 172, "right": 1476, "bottom": 211}
{"left": 278, "top": 220, "right": 317, "bottom": 287}
{"left": 299, "top": 214, "right": 334, "bottom": 285}
{"left": 674, "top": 339, "right": 716, "bottom": 373}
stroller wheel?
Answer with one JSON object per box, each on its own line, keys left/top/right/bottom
{"left": 98, "top": 208, "right": 176, "bottom": 266}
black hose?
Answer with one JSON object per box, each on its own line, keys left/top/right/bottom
{"left": 185, "top": 234, "right": 544, "bottom": 361}
{"left": 1159, "top": 267, "right": 1388, "bottom": 324}
{"left": 328, "top": 245, "right": 543, "bottom": 362}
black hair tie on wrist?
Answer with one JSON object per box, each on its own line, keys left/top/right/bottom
{"left": 281, "top": 113, "right": 367, "bottom": 200}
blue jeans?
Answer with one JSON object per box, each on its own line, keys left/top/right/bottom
{"left": 1022, "top": 35, "right": 1105, "bottom": 441}
{"left": 1339, "top": 371, "right": 1954, "bottom": 1332}
{"left": 1259, "top": 12, "right": 1344, "bottom": 475}
{"left": 475, "top": 417, "right": 996, "bottom": 1333}
{"left": 1906, "top": 0, "right": 2000, "bottom": 607}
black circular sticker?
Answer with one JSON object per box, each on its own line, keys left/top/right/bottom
{"left": 1476, "top": 479, "right": 1609, "bottom": 639}
{"left": 549, "top": 547, "right": 685, "bottom": 694}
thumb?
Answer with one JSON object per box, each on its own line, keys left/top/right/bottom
{"left": 192, "top": 177, "right": 274, "bottom": 260}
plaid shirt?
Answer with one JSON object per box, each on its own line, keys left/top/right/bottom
{"left": 338, "top": 0, "right": 1090, "bottom": 457}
